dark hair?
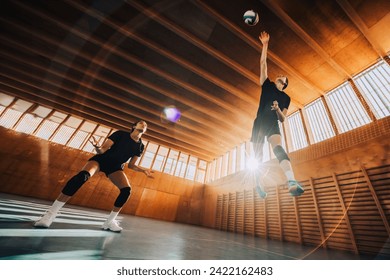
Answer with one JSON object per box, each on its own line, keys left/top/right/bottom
{"left": 131, "top": 120, "right": 147, "bottom": 132}
{"left": 282, "top": 77, "right": 289, "bottom": 90}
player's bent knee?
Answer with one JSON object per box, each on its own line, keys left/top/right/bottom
{"left": 273, "top": 145, "right": 290, "bottom": 163}
{"left": 62, "top": 170, "right": 91, "bottom": 196}
{"left": 114, "top": 187, "right": 131, "bottom": 208}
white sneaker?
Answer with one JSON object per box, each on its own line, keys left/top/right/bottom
{"left": 102, "top": 220, "right": 123, "bottom": 233}
{"left": 34, "top": 211, "right": 56, "bottom": 228}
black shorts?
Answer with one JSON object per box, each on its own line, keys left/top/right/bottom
{"left": 89, "top": 154, "right": 124, "bottom": 176}
{"left": 250, "top": 118, "right": 280, "bottom": 144}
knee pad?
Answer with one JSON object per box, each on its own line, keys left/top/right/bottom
{"left": 273, "top": 145, "right": 290, "bottom": 163}
{"left": 62, "top": 170, "right": 91, "bottom": 196}
{"left": 114, "top": 187, "right": 131, "bottom": 208}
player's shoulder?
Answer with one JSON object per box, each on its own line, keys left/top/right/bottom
{"left": 110, "top": 130, "right": 128, "bottom": 138}
{"left": 263, "top": 77, "right": 271, "bottom": 85}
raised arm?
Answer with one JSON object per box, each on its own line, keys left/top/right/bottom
{"left": 259, "top": 31, "right": 270, "bottom": 85}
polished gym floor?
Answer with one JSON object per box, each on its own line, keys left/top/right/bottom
{"left": 0, "top": 193, "right": 383, "bottom": 260}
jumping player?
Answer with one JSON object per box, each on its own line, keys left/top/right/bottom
{"left": 251, "top": 31, "right": 304, "bottom": 198}
{"left": 34, "top": 120, "right": 153, "bottom": 232}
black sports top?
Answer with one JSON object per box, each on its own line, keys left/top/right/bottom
{"left": 256, "top": 78, "right": 291, "bottom": 125}
{"left": 102, "top": 130, "right": 144, "bottom": 165}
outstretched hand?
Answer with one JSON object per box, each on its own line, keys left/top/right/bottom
{"left": 89, "top": 135, "right": 102, "bottom": 154}
{"left": 259, "top": 31, "right": 270, "bottom": 45}
{"left": 144, "top": 169, "right": 155, "bottom": 178}
{"left": 89, "top": 135, "right": 100, "bottom": 148}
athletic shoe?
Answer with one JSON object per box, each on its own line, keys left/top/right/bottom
{"left": 288, "top": 180, "right": 305, "bottom": 196}
{"left": 255, "top": 185, "right": 268, "bottom": 199}
{"left": 34, "top": 211, "right": 56, "bottom": 228}
{"left": 102, "top": 220, "right": 123, "bottom": 233}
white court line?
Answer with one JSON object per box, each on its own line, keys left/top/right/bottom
{"left": 0, "top": 208, "right": 119, "bottom": 222}
{"left": 0, "top": 200, "right": 110, "bottom": 218}
{"left": 0, "top": 228, "right": 115, "bottom": 237}
{"left": 0, "top": 205, "right": 121, "bottom": 222}
{"left": 0, "top": 249, "right": 103, "bottom": 260}
{"left": 0, "top": 214, "right": 106, "bottom": 226}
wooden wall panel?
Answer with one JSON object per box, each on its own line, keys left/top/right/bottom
{"left": 227, "top": 193, "right": 236, "bottom": 233}
{"left": 235, "top": 191, "right": 244, "bottom": 234}
{"left": 297, "top": 180, "right": 323, "bottom": 246}
{"left": 279, "top": 186, "right": 300, "bottom": 243}
{"left": 243, "top": 189, "right": 254, "bottom": 235}
{"left": 135, "top": 189, "right": 180, "bottom": 221}
{"left": 254, "top": 192, "right": 267, "bottom": 238}
{"left": 0, "top": 128, "right": 204, "bottom": 225}
{"left": 214, "top": 195, "right": 222, "bottom": 230}
{"left": 264, "top": 186, "right": 281, "bottom": 240}
{"left": 213, "top": 167, "right": 390, "bottom": 258}
{"left": 206, "top": 118, "right": 389, "bottom": 257}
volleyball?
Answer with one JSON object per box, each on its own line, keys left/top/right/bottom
{"left": 160, "top": 105, "right": 181, "bottom": 123}
{"left": 243, "top": 10, "right": 259, "bottom": 26}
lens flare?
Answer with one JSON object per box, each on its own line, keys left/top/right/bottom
{"left": 161, "top": 106, "right": 181, "bottom": 123}
{"left": 246, "top": 156, "right": 259, "bottom": 171}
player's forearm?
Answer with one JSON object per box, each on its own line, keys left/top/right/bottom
{"left": 128, "top": 164, "right": 147, "bottom": 173}
{"left": 260, "top": 42, "right": 268, "bottom": 65}
{"left": 95, "top": 145, "right": 109, "bottom": 154}
{"left": 276, "top": 108, "right": 286, "bottom": 122}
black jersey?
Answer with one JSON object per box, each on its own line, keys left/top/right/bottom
{"left": 103, "top": 130, "right": 144, "bottom": 165}
{"left": 251, "top": 78, "right": 291, "bottom": 143}
{"left": 256, "top": 78, "right": 291, "bottom": 124}
{"left": 88, "top": 130, "right": 144, "bottom": 176}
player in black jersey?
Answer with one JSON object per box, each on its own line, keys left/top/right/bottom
{"left": 251, "top": 31, "right": 304, "bottom": 199}
{"left": 34, "top": 120, "right": 153, "bottom": 232}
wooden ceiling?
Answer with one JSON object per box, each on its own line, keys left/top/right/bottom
{"left": 1, "top": 0, "right": 389, "bottom": 161}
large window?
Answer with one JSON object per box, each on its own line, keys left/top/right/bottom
{"left": 51, "top": 116, "right": 83, "bottom": 145}
{"left": 354, "top": 60, "right": 390, "bottom": 119}
{"left": 35, "top": 111, "right": 67, "bottom": 140}
{"left": 83, "top": 125, "right": 112, "bottom": 153}
{"left": 67, "top": 121, "right": 97, "bottom": 150}
{"left": 140, "top": 142, "right": 158, "bottom": 169}
{"left": 221, "top": 152, "right": 229, "bottom": 178}
{"left": 326, "top": 82, "right": 371, "bottom": 133}
{"left": 304, "top": 98, "right": 335, "bottom": 143}
{"left": 239, "top": 143, "right": 246, "bottom": 171}
{"left": 152, "top": 146, "right": 169, "bottom": 171}
{"left": 196, "top": 159, "right": 207, "bottom": 183}
{"left": 0, "top": 93, "right": 208, "bottom": 182}
{"left": 175, "top": 153, "right": 189, "bottom": 177}
{"left": 0, "top": 99, "right": 32, "bottom": 129}
{"left": 287, "top": 110, "right": 308, "bottom": 151}
{"left": 185, "top": 156, "right": 197, "bottom": 180}
{"left": 163, "top": 149, "right": 179, "bottom": 175}
{"left": 14, "top": 106, "right": 52, "bottom": 135}
{"left": 230, "top": 147, "right": 237, "bottom": 175}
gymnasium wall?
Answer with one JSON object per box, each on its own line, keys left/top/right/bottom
{"left": 0, "top": 127, "right": 204, "bottom": 225}
{"left": 202, "top": 117, "right": 390, "bottom": 257}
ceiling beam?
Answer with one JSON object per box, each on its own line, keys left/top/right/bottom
{"left": 127, "top": 0, "right": 260, "bottom": 85}
{"left": 0, "top": 32, "right": 246, "bottom": 149}
{"left": 11, "top": 2, "right": 251, "bottom": 136}
{"left": 66, "top": 0, "right": 259, "bottom": 105}
{"left": 0, "top": 63, "right": 229, "bottom": 157}
{"left": 0, "top": 79, "right": 217, "bottom": 161}
{"left": 259, "top": 0, "right": 352, "bottom": 79}
{"left": 336, "top": 0, "right": 387, "bottom": 58}
{"left": 194, "top": 0, "right": 323, "bottom": 105}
